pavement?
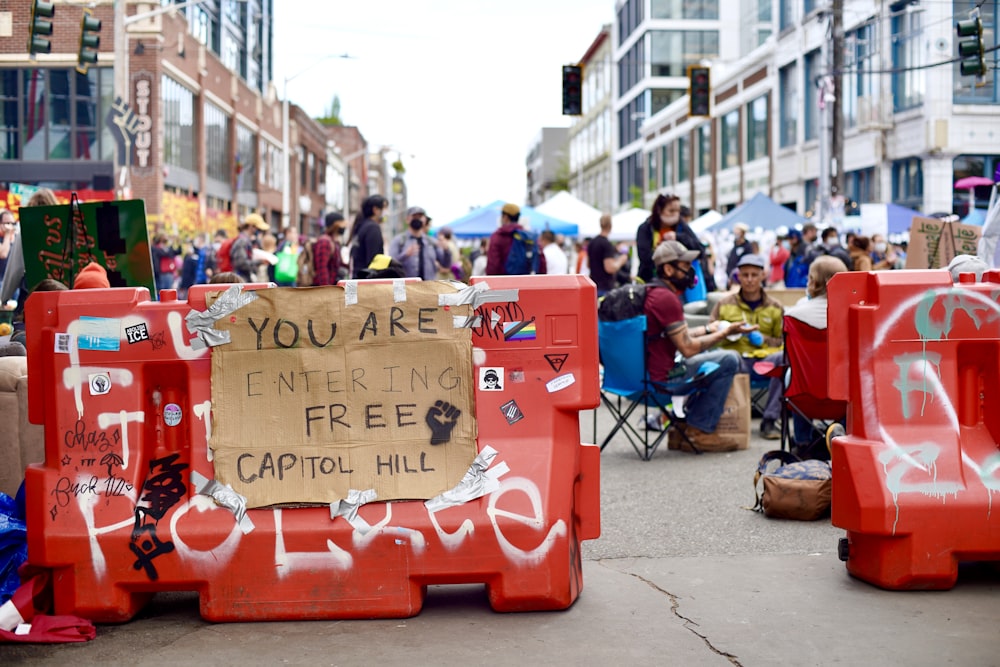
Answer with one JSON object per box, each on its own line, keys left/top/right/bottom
{"left": 3, "top": 406, "right": 999, "bottom": 666}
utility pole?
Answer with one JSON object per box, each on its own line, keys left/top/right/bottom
{"left": 831, "top": 0, "right": 844, "bottom": 208}
{"left": 818, "top": 18, "right": 832, "bottom": 226}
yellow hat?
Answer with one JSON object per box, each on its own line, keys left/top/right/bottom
{"left": 368, "top": 254, "right": 392, "bottom": 270}
{"left": 501, "top": 203, "right": 520, "bottom": 217}
{"left": 244, "top": 213, "right": 269, "bottom": 231}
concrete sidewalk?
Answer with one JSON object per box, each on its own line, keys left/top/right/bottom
{"left": 3, "top": 407, "right": 998, "bottom": 666}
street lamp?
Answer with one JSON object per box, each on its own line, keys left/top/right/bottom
{"left": 281, "top": 53, "right": 353, "bottom": 229}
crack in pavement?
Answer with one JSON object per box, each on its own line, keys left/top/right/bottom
{"left": 628, "top": 571, "right": 743, "bottom": 666}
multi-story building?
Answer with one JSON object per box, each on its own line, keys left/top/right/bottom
{"left": 568, "top": 25, "right": 614, "bottom": 212}
{"left": 0, "top": 1, "right": 390, "bottom": 240}
{"left": 526, "top": 127, "right": 569, "bottom": 206}
{"left": 634, "top": 0, "right": 1000, "bottom": 221}
{"left": 613, "top": 0, "right": 753, "bottom": 208}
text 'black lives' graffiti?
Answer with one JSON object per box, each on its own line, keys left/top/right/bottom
{"left": 130, "top": 453, "right": 188, "bottom": 581}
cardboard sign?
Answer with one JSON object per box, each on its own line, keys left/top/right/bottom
{"left": 904, "top": 216, "right": 981, "bottom": 270}
{"left": 18, "top": 199, "right": 154, "bottom": 293}
{"left": 209, "top": 283, "right": 477, "bottom": 508}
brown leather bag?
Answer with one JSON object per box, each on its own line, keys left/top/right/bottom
{"left": 753, "top": 450, "right": 832, "bottom": 521}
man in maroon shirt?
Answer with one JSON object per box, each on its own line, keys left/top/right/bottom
{"left": 485, "top": 203, "right": 546, "bottom": 275}
{"left": 644, "top": 240, "right": 748, "bottom": 435}
{"left": 312, "top": 212, "right": 346, "bottom": 286}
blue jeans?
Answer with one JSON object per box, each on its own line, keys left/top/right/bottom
{"left": 654, "top": 349, "right": 740, "bottom": 433}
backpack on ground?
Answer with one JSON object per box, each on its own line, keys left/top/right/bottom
{"left": 504, "top": 228, "right": 541, "bottom": 275}
{"left": 752, "top": 450, "right": 832, "bottom": 521}
{"left": 216, "top": 237, "right": 236, "bottom": 273}
{"left": 597, "top": 283, "right": 649, "bottom": 322}
{"left": 297, "top": 239, "right": 316, "bottom": 287}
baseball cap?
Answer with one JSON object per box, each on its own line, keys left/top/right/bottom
{"left": 406, "top": 206, "right": 426, "bottom": 217}
{"left": 244, "top": 213, "right": 269, "bottom": 231}
{"left": 653, "top": 240, "right": 700, "bottom": 266}
{"left": 737, "top": 253, "right": 766, "bottom": 269}
{"left": 501, "top": 203, "right": 520, "bottom": 217}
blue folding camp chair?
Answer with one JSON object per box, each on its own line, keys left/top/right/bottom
{"left": 596, "top": 315, "right": 714, "bottom": 460}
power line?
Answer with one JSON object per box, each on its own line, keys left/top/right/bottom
{"left": 835, "top": 42, "right": 999, "bottom": 76}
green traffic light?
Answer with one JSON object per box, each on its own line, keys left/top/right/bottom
{"left": 28, "top": 0, "right": 55, "bottom": 55}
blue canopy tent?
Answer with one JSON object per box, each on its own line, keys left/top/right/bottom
{"left": 442, "top": 200, "right": 578, "bottom": 238}
{"left": 886, "top": 203, "right": 922, "bottom": 234}
{"left": 704, "top": 192, "right": 807, "bottom": 233}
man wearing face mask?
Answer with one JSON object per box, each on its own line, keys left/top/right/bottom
{"left": 313, "top": 211, "right": 346, "bottom": 286}
{"left": 644, "top": 240, "right": 746, "bottom": 437}
{"left": 389, "top": 207, "right": 441, "bottom": 280}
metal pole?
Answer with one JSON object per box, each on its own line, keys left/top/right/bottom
{"left": 281, "top": 82, "right": 290, "bottom": 229}
{"left": 818, "top": 18, "right": 832, "bottom": 225}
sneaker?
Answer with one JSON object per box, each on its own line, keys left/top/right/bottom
{"left": 760, "top": 418, "right": 780, "bottom": 440}
{"left": 644, "top": 414, "right": 663, "bottom": 431}
{"left": 825, "top": 423, "right": 846, "bottom": 454}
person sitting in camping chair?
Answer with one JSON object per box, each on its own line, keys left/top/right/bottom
{"left": 783, "top": 254, "right": 848, "bottom": 453}
{"left": 644, "top": 241, "right": 748, "bottom": 436}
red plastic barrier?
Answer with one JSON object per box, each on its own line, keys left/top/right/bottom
{"left": 827, "top": 270, "right": 1000, "bottom": 589}
{"left": 24, "top": 276, "right": 600, "bottom": 621}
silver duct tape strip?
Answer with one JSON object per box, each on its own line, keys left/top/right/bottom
{"left": 424, "top": 445, "right": 509, "bottom": 513}
{"left": 343, "top": 280, "right": 359, "bottom": 305}
{"left": 185, "top": 285, "right": 259, "bottom": 349}
{"left": 393, "top": 279, "right": 407, "bottom": 302}
{"left": 330, "top": 488, "right": 378, "bottom": 534}
{"left": 490, "top": 310, "right": 502, "bottom": 331}
{"left": 453, "top": 314, "right": 482, "bottom": 329}
{"left": 191, "top": 471, "right": 255, "bottom": 534}
{"left": 438, "top": 283, "right": 520, "bottom": 310}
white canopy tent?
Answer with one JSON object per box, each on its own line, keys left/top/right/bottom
{"left": 689, "top": 210, "right": 722, "bottom": 235}
{"left": 609, "top": 208, "right": 648, "bottom": 242}
{"left": 535, "top": 191, "right": 603, "bottom": 237}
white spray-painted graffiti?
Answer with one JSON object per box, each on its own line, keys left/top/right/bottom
{"left": 77, "top": 472, "right": 566, "bottom": 580}
{"left": 855, "top": 285, "right": 1000, "bottom": 534}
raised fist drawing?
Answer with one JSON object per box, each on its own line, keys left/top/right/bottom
{"left": 426, "top": 400, "right": 461, "bottom": 445}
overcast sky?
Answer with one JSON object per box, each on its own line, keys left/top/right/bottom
{"left": 272, "top": 1, "right": 613, "bottom": 226}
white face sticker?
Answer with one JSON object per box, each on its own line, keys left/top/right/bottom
{"left": 479, "top": 366, "right": 504, "bottom": 391}
{"left": 88, "top": 372, "right": 111, "bottom": 395}
{"left": 164, "top": 403, "right": 182, "bottom": 427}
{"left": 545, "top": 373, "right": 576, "bottom": 393}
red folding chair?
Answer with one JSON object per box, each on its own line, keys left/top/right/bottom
{"left": 754, "top": 315, "right": 847, "bottom": 455}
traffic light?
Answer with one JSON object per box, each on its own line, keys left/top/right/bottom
{"left": 77, "top": 9, "right": 102, "bottom": 74}
{"left": 688, "top": 66, "right": 711, "bottom": 117}
{"left": 562, "top": 64, "right": 582, "bottom": 116}
{"left": 956, "top": 17, "right": 986, "bottom": 77}
{"left": 27, "top": 0, "right": 55, "bottom": 55}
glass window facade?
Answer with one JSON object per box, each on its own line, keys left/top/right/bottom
{"left": 661, "top": 144, "right": 672, "bottom": 188}
{"left": 843, "top": 21, "right": 877, "bottom": 128}
{"left": 651, "top": 0, "right": 719, "bottom": 20}
{"left": 892, "top": 5, "right": 924, "bottom": 111}
{"left": 650, "top": 30, "right": 720, "bottom": 77}
{"left": 1, "top": 67, "right": 114, "bottom": 163}
{"left": 892, "top": 157, "right": 923, "bottom": 210}
{"left": 204, "top": 101, "right": 231, "bottom": 183}
{"left": 779, "top": 63, "right": 798, "bottom": 148}
{"left": 746, "top": 94, "right": 768, "bottom": 161}
{"left": 236, "top": 123, "right": 256, "bottom": 191}
{"left": 697, "top": 124, "right": 711, "bottom": 176}
{"left": 720, "top": 109, "right": 739, "bottom": 169}
{"left": 803, "top": 50, "right": 819, "bottom": 141}
{"left": 677, "top": 135, "right": 690, "bottom": 183}
{"left": 162, "top": 75, "right": 196, "bottom": 172}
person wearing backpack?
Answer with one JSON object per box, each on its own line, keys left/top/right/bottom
{"left": 348, "top": 195, "right": 388, "bottom": 279}
{"left": 644, "top": 240, "right": 747, "bottom": 436}
{"left": 229, "top": 213, "right": 269, "bottom": 282}
{"left": 313, "top": 211, "right": 346, "bottom": 286}
{"left": 485, "top": 202, "right": 547, "bottom": 275}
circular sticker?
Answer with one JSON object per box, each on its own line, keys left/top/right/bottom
{"left": 163, "top": 403, "right": 182, "bottom": 427}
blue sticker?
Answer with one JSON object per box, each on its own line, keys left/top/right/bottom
{"left": 77, "top": 316, "right": 121, "bottom": 352}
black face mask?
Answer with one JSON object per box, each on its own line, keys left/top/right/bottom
{"left": 409, "top": 219, "right": 424, "bottom": 232}
{"left": 667, "top": 266, "right": 697, "bottom": 291}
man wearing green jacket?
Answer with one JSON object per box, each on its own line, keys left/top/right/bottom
{"left": 710, "top": 254, "right": 784, "bottom": 439}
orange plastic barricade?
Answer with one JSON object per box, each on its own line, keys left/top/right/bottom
{"left": 24, "top": 276, "right": 600, "bottom": 621}
{"left": 827, "top": 270, "right": 1000, "bottom": 590}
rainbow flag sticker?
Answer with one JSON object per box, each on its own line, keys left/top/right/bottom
{"left": 503, "top": 318, "right": 537, "bottom": 341}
